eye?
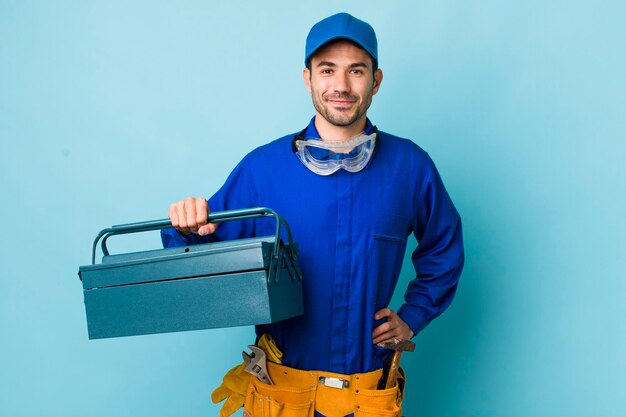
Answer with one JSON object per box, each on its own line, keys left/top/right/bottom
{"left": 321, "top": 68, "right": 333, "bottom": 74}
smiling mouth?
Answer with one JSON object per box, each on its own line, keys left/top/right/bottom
{"left": 328, "top": 99, "right": 356, "bottom": 108}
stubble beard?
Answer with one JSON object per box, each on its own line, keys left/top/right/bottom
{"left": 312, "top": 90, "right": 373, "bottom": 128}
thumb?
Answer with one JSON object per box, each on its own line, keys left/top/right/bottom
{"left": 198, "top": 222, "right": 218, "bottom": 236}
{"left": 219, "top": 393, "right": 247, "bottom": 417}
{"left": 211, "top": 385, "right": 230, "bottom": 404}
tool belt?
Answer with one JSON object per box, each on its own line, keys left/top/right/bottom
{"left": 243, "top": 361, "right": 405, "bottom": 417}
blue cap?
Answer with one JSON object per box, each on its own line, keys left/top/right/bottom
{"left": 305, "top": 13, "right": 378, "bottom": 66}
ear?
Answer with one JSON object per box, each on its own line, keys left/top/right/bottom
{"left": 303, "top": 67, "right": 312, "bottom": 93}
{"left": 372, "top": 68, "right": 383, "bottom": 95}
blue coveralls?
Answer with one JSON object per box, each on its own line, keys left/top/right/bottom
{"left": 161, "top": 117, "right": 464, "bottom": 416}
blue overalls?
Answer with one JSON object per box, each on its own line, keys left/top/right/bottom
{"left": 162, "top": 117, "right": 464, "bottom": 416}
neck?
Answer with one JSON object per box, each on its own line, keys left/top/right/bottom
{"left": 314, "top": 114, "right": 367, "bottom": 141}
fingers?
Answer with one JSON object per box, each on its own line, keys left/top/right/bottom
{"left": 372, "top": 308, "right": 414, "bottom": 344}
{"left": 168, "top": 202, "right": 182, "bottom": 233}
{"left": 372, "top": 320, "right": 400, "bottom": 345}
{"left": 185, "top": 197, "right": 197, "bottom": 232}
{"left": 374, "top": 308, "right": 393, "bottom": 321}
{"left": 195, "top": 198, "right": 208, "bottom": 227}
{"left": 169, "top": 197, "right": 216, "bottom": 236}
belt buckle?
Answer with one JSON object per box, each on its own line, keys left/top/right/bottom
{"left": 318, "top": 376, "right": 349, "bottom": 389}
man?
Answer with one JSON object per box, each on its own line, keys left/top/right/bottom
{"left": 162, "top": 12, "right": 464, "bottom": 417}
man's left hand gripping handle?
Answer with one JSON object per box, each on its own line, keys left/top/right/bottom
{"left": 169, "top": 197, "right": 218, "bottom": 237}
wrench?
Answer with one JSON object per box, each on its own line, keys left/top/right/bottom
{"left": 242, "top": 345, "right": 273, "bottom": 385}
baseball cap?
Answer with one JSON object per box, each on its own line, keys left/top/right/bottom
{"left": 305, "top": 12, "right": 378, "bottom": 66}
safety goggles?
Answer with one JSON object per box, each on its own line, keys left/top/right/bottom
{"left": 292, "top": 131, "right": 377, "bottom": 176}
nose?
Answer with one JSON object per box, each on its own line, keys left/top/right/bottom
{"left": 333, "top": 72, "right": 350, "bottom": 94}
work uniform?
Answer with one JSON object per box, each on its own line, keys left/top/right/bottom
{"left": 162, "top": 117, "right": 464, "bottom": 416}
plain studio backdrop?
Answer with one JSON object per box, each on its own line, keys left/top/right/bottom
{"left": 1, "top": 1, "right": 624, "bottom": 416}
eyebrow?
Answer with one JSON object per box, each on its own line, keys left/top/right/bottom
{"left": 316, "top": 61, "right": 370, "bottom": 69}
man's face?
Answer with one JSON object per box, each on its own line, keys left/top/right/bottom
{"left": 304, "top": 40, "right": 382, "bottom": 129}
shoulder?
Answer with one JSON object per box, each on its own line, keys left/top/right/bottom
{"left": 212, "top": 133, "right": 299, "bottom": 202}
{"left": 376, "top": 130, "right": 436, "bottom": 170}
{"left": 231, "top": 133, "right": 300, "bottom": 180}
{"left": 240, "top": 133, "right": 295, "bottom": 164}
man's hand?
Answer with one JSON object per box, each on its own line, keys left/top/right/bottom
{"left": 372, "top": 308, "right": 414, "bottom": 345}
{"left": 169, "top": 197, "right": 218, "bottom": 236}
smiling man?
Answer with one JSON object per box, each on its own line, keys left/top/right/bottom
{"left": 162, "top": 12, "right": 464, "bottom": 417}
{"left": 304, "top": 40, "right": 382, "bottom": 135}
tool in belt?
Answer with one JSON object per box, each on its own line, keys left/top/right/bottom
{"left": 377, "top": 338, "right": 415, "bottom": 390}
{"left": 243, "top": 345, "right": 274, "bottom": 385}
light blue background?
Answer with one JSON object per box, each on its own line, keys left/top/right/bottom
{"left": 1, "top": 1, "right": 624, "bottom": 416}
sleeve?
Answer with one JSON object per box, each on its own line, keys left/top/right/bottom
{"left": 160, "top": 154, "right": 259, "bottom": 248}
{"left": 397, "top": 157, "right": 465, "bottom": 336}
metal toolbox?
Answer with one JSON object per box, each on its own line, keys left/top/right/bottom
{"left": 78, "top": 207, "right": 303, "bottom": 339}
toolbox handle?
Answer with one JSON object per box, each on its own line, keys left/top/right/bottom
{"left": 90, "top": 207, "right": 295, "bottom": 265}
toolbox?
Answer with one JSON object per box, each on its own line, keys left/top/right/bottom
{"left": 78, "top": 207, "right": 303, "bottom": 339}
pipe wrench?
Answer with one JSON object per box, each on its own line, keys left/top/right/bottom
{"left": 242, "top": 345, "right": 273, "bottom": 385}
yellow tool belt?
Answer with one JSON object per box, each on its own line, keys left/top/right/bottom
{"left": 243, "top": 361, "right": 404, "bottom": 417}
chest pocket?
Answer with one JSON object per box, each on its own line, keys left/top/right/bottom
{"left": 368, "top": 212, "right": 411, "bottom": 310}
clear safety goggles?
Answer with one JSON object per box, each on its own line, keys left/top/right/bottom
{"left": 292, "top": 131, "right": 377, "bottom": 176}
